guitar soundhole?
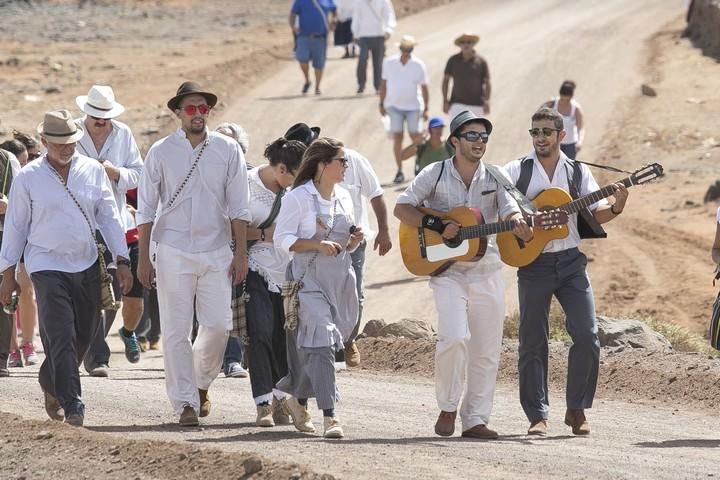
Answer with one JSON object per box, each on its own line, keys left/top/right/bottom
{"left": 444, "top": 236, "right": 462, "bottom": 249}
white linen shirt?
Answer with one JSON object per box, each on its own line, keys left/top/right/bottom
{"left": 382, "top": 54, "right": 429, "bottom": 111}
{"left": 340, "top": 148, "right": 384, "bottom": 242}
{"left": 336, "top": 0, "right": 354, "bottom": 21}
{"left": 0, "top": 154, "right": 129, "bottom": 274}
{"left": 75, "top": 117, "right": 143, "bottom": 233}
{"left": 504, "top": 150, "right": 607, "bottom": 253}
{"left": 274, "top": 181, "right": 355, "bottom": 255}
{"left": 396, "top": 157, "right": 521, "bottom": 272}
{"left": 247, "top": 167, "right": 290, "bottom": 293}
{"left": 351, "top": 0, "right": 396, "bottom": 37}
{"left": 136, "top": 129, "right": 251, "bottom": 254}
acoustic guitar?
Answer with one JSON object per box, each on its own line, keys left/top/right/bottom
{"left": 496, "top": 163, "right": 664, "bottom": 267}
{"left": 399, "top": 207, "right": 567, "bottom": 276}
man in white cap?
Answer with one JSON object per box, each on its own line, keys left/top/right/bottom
{"left": 394, "top": 110, "right": 533, "bottom": 440}
{"left": 0, "top": 109, "right": 132, "bottom": 427}
{"left": 379, "top": 34, "right": 429, "bottom": 184}
{"left": 75, "top": 85, "right": 145, "bottom": 378}
{"left": 442, "top": 33, "right": 491, "bottom": 119}
{"left": 136, "top": 82, "right": 250, "bottom": 426}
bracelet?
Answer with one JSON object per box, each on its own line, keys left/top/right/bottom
{"left": 117, "top": 257, "right": 131, "bottom": 268}
{"left": 610, "top": 204, "right": 623, "bottom": 215}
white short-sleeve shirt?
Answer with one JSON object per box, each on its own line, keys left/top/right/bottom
{"left": 382, "top": 54, "right": 429, "bottom": 111}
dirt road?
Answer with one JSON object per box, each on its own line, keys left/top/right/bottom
{"left": 1, "top": 342, "right": 717, "bottom": 480}
{"left": 221, "top": 0, "right": 681, "bottom": 328}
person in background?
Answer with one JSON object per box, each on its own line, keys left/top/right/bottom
{"left": 352, "top": 0, "right": 396, "bottom": 94}
{"left": 334, "top": 0, "right": 356, "bottom": 59}
{"left": 0, "top": 141, "right": 38, "bottom": 368}
{"left": 216, "top": 122, "right": 252, "bottom": 379}
{"left": 442, "top": 33, "right": 491, "bottom": 119}
{"left": 289, "top": 0, "right": 338, "bottom": 95}
{"left": 12, "top": 130, "right": 42, "bottom": 162}
{"left": 399, "top": 116, "right": 454, "bottom": 176}
{"left": 541, "top": 80, "right": 585, "bottom": 159}
{"left": 274, "top": 137, "right": 363, "bottom": 439}
{"left": 379, "top": 35, "right": 429, "bottom": 184}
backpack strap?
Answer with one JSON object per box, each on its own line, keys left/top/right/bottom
{"left": 566, "top": 159, "right": 607, "bottom": 239}
{"left": 423, "top": 158, "right": 446, "bottom": 207}
{"left": 485, "top": 163, "right": 536, "bottom": 215}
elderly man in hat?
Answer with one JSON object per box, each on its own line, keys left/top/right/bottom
{"left": 394, "top": 110, "right": 533, "bottom": 439}
{"left": 379, "top": 34, "right": 429, "bottom": 184}
{"left": 442, "top": 33, "right": 491, "bottom": 119}
{"left": 136, "top": 82, "right": 250, "bottom": 426}
{"left": 75, "top": 85, "right": 145, "bottom": 378}
{"left": 0, "top": 109, "right": 132, "bottom": 426}
{"left": 284, "top": 123, "right": 391, "bottom": 369}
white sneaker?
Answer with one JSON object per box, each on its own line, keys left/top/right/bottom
{"left": 256, "top": 404, "right": 274, "bottom": 427}
{"left": 225, "top": 362, "right": 248, "bottom": 378}
{"left": 272, "top": 397, "right": 291, "bottom": 425}
{"left": 323, "top": 416, "right": 344, "bottom": 439}
{"left": 283, "top": 397, "right": 315, "bottom": 433}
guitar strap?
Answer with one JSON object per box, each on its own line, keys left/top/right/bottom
{"left": 484, "top": 163, "right": 537, "bottom": 215}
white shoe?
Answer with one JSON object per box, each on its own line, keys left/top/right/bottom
{"left": 225, "top": 362, "right": 248, "bottom": 378}
{"left": 323, "top": 416, "right": 344, "bottom": 439}
{"left": 272, "top": 397, "right": 291, "bottom": 425}
{"left": 256, "top": 404, "right": 274, "bottom": 427}
{"left": 283, "top": 397, "right": 315, "bottom": 433}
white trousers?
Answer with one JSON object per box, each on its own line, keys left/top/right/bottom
{"left": 430, "top": 267, "right": 504, "bottom": 430}
{"left": 156, "top": 243, "right": 233, "bottom": 415}
{"left": 448, "top": 102, "right": 486, "bottom": 120}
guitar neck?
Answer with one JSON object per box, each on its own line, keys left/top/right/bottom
{"left": 563, "top": 176, "right": 633, "bottom": 215}
{"left": 458, "top": 216, "right": 537, "bottom": 240}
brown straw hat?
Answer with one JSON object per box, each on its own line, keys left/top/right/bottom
{"left": 454, "top": 33, "right": 480, "bottom": 47}
{"left": 36, "top": 109, "right": 84, "bottom": 144}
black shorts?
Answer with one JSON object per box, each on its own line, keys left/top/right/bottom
{"left": 124, "top": 242, "right": 143, "bottom": 299}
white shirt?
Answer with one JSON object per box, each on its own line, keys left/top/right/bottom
{"left": 341, "top": 148, "right": 383, "bottom": 241}
{"left": 504, "top": 150, "right": 607, "bottom": 253}
{"left": 0, "top": 150, "right": 22, "bottom": 233}
{"left": 76, "top": 117, "right": 143, "bottom": 233}
{"left": 0, "top": 154, "right": 129, "bottom": 274}
{"left": 351, "top": 0, "right": 396, "bottom": 37}
{"left": 336, "top": 0, "right": 354, "bottom": 21}
{"left": 397, "top": 158, "right": 521, "bottom": 272}
{"left": 247, "top": 167, "right": 291, "bottom": 293}
{"left": 274, "top": 181, "right": 355, "bottom": 255}
{"left": 136, "top": 129, "right": 251, "bottom": 254}
{"left": 382, "top": 54, "right": 429, "bottom": 111}
{"left": 551, "top": 97, "right": 580, "bottom": 145}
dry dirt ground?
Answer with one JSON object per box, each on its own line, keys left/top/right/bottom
{"left": 2, "top": 0, "right": 720, "bottom": 479}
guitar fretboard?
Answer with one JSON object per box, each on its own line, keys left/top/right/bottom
{"left": 458, "top": 216, "right": 537, "bottom": 240}
{"left": 562, "top": 176, "right": 633, "bottom": 214}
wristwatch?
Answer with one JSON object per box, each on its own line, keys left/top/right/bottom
{"left": 117, "top": 257, "right": 131, "bottom": 268}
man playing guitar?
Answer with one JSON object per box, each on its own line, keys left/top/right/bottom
{"left": 503, "top": 107, "right": 628, "bottom": 437}
{"left": 394, "top": 110, "right": 533, "bottom": 439}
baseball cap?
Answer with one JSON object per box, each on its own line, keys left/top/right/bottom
{"left": 428, "top": 116, "right": 445, "bottom": 129}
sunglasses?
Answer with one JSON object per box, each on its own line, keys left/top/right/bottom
{"left": 332, "top": 156, "right": 349, "bottom": 167}
{"left": 529, "top": 127, "right": 561, "bottom": 138}
{"left": 181, "top": 104, "right": 211, "bottom": 116}
{"left": 456, "top": 131, "right": 489, "bottom": 143}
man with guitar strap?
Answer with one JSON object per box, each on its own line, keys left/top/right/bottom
{"left": 395, "top": 111, "right": 533, "bottom": 439}
{"left": 503, "top": 107, "right": 628, "bottom": 437}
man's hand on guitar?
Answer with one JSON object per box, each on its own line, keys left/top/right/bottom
{"left": 441, "top": 221, "right": 460, "bottom": 239}
{"left": 611, "top": 183, "right": 629, "bottom": 213}
{"left": 511, "top": 216, "right": 534, "bottom": 242}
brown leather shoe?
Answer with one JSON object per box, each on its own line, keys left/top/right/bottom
{"left": 43, "top": 389, "right": 64, "bottom": 422}
{"left": 461, "top": 424, "right": 498, "bottom": 440}
{"left": 198, "top": 389, "right": 211, "bottom": 418}
{"left": 565, "top": 408, "right": 590, "bottom": 435}
{"left": 527, "top": 419, "right": 548, "bottom": 436}
{"left": 346, "top": 342, "right": 361, "bottom": 368}
{"left": 434, "top": 410, "right": 456, "bottom": 437}
{"left": 179, "top": 405, "right": 199, "bottom": 426}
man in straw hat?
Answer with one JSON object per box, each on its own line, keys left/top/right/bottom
{"left": 394, "top": 110, "right": 533, "bottom": 440}
{"left": 136, "top": 81, "right": 250, "bottom": 426}
{"left": 442, "top": 33, "right": 492, "bottom": 119}
{"left": 0, "top": 109, "right": 132, "bottom": 426}
{"left": 379, "top": 34, "right": 429, "bottom": 184}
{"left": 75, "top": 85, "right": 145, "bottom": 378}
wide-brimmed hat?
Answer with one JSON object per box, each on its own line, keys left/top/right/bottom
{"left": 454, "top": 33, "right": 480, "bottom": 47}
{"left": 447, "top": 110, "right": 493, "bottom": 146}
{"left": 37, "top": 109, "right": 84, "bottom": 144}
{"left": 167, "top": 81, "right": 218, "bottom": 111}
{"left": 284, "top": 123, "right": 321, "bottom": 146}
{"left": 397, "top": 35, "right": 418, "bottom": 49}
{"left": 76, "top": 85, "right": 125, "bottom": 119}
